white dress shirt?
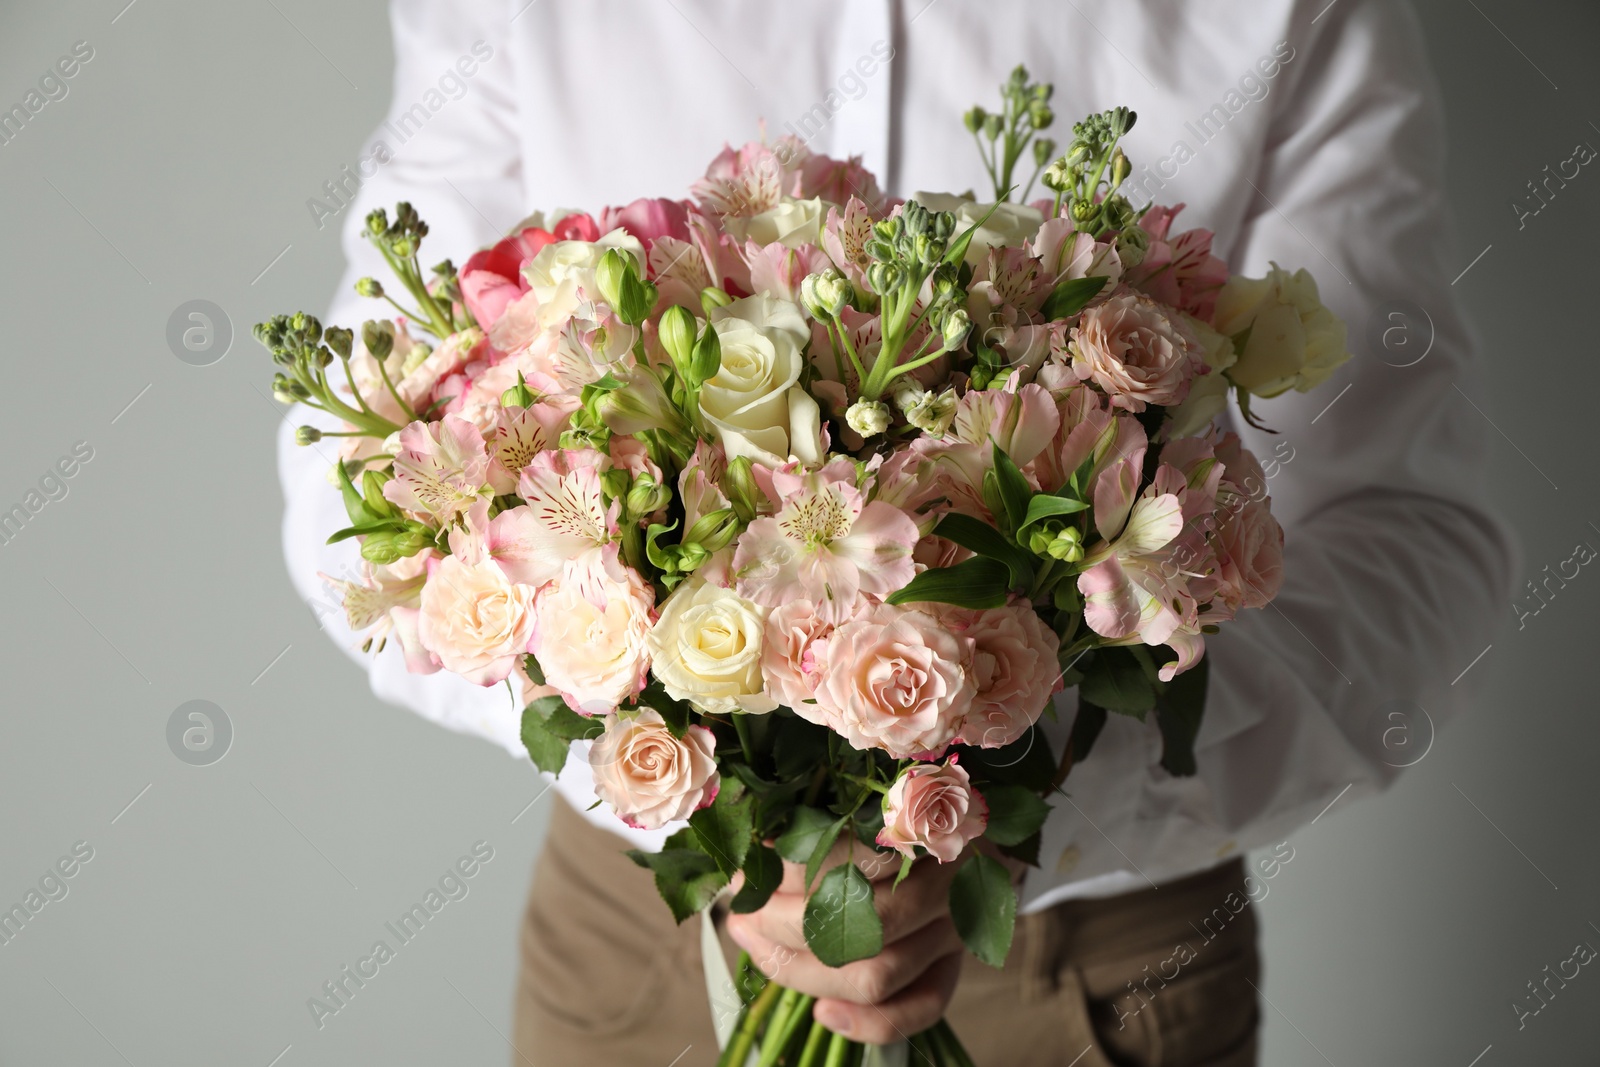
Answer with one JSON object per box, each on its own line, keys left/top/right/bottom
{"left": 278, "top": 0, "right": 1515, "bottom": 911}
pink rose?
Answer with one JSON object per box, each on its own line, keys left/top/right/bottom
{"left": 599, "top": 197, "right": 694, "bottom": 248}
{"left": 1070, "top": 290, "right": 1202, "bottom": 412}
{"left": 761, "top": 599, "right": 850, "bottom": 710}
{"left": 588, "top": 710, "right": 719, "bottom": 831}
{"left": 1212, "top": 436, "right": 1284, "bottom": 615}
{"left": 876, "top": 758, "right": 988, "bottom": 863}
{"left": 809, "top": 603, "right": 975, "bottom": 759}
{"left": 458, "top": 215, "right": 601, "bottom": 331}
{"left": 938, "top": 604, "right": 1063, "bottom": 749}
{"left": 415, "top": 555, "right": 537, "bottom": 686}
{"left": 530, "top": 568, "right": 655, "bottom": 715}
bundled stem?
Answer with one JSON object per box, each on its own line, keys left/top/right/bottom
{"left": 716, "top": 982, "right": 975, "bottom": 1066}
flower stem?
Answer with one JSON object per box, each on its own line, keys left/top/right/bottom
{"left": 717, "top": 979, "right": 782, "bottom": 1067}
{"left": 822, "top": 1030, "right": 851, "bottom": 1067}
{"left": 756, "top": 990, "right": 815, "bottom": 1067}
{"left": 796, "top": 1017, "right": 831, "bottom": 1067}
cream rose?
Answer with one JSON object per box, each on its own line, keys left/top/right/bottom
{"left": 530, "top": 569, "right": 654, "bottom": 715}
{"left": 1163, "top": 314, "right": 1239, "bottom": 437}
{"left": 876, "top": 758, "right": 988, "bottom": 863}
{"left": 811, "top": 603, "right": 975, "bottom": 759}
{"left": 646, "top": 576, "right": 777, "bottom": 714}
{"left": 1071, "top": 289, "right": 1202, "bottom": 412}
{"left": 703, "top": 294, "right": 824, "bottom": 466}
{"left": 735, "top": 196, "right": 825, "bottom": 249}
{"left": 517, "top": 228, "right": 647, "bottom": 333}
{"left": 588, "top": 710, "right": 720, "bottom": 830}
{"left": 912, "top": 192, "right": 1044, "bottom": 267}
{"left": 416, "top": 556, "right": 537, "bottom": 686}
{"left": 1212, "top": 264, "right": 1350, "bottom": 397}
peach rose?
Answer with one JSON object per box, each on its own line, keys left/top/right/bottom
{"left": 1070, "top": 289, "right": 1202, "bottom": 412}
{"left": 760, "top": 599, "right": 837, "bottom": 711}
{"left": 938, "top": 604, "right": 1064, "bottom": 749}
{"left": 876, "top": 758, "right": 988, "bottom": 863}
{"left": 588, "top": 710, "right": 720, "bottom": 830}
{"left": 810, "top": 603, "right": 975, "bottom": 759}
{"left": 416, "top": 555, "right": 537, "bottom": 686}
{"left": 530, "top": 569, "right": 654, "bottom": 715}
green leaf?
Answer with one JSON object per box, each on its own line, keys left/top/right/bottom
{"left": 526, "top": 695, "right": 607, "bottom": 742}
{"left": 522, "top": 654, "right": 546, "bottom": 686}
{"left": 893, "top": 853, "right": 916, "bottom": 890}
{"left": 627, "top": 835, "right": 728, "bottom": 924}
{"left": 1040, "top": 275, "right": 1108, "bottom": 321}
{"left": 933, "top": 513, "right": 1035, "bottom": 589}
{"left": 774, "top": 806, "right": 838, "bottom": 865}
{"left": 325, "top": 518, "right": 404, "bottom": 545}
{"left": 803, "top": 863, "right": 884, "bottom": 967}
{"left": 519, "top": 702, "right": 572, "bottom": 775}
{"left": 1154, "top": 656, "right": 1210, "bottom": 777}
{"left": 942, "top": 198, "right": 1006, "bottom": 268}
{"left": 729, "top": 844, "right": 783, "bottom": 914}
{"left": 689, "top": 790, "right": 754, "bottom": 877}
{"left": 949, "top": 852, "right": 1017, "bottom": 968}
{"left": 1019, "top": 494, "right": 1089, "bottom": 537}
{"left": 335, "top": 458, "right": 380, "bottom": 526}
{"left": 804, "top": 817, "right": 850, "bottom": 894}
{"left": 980, "top": 785, "right": 1052, "bottom": 847}
{"left": 1078, "top": 649, "right": 1157, "bottom": 718}
{"left": 990, "top": 443, "right": 1032, "bottom": 534}
{"left": 954, "top": 725, "right": 1058, "bottom": 794}
{"left": 996, "top": 830, "right": 1041, "bottom": 868}
{"left": 885, "top": 556, "right": 1010, "bottom": 609}
{"left": 1068, "top": 702, "right": 1109, "bottom": 764}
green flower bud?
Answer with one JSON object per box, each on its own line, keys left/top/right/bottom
{"left": 501, "top": 370, "right": 537, "bottom": 409}
{"left": 690, "top": 323, "right": 722, "bottom": 386}
{"left": 1027, "top": 524, "right": 1060, "bottom": 557}
{"left": 355, "top": 277, "right": 384, "bottom": 299}
{"left": 866, "top": 262, "right": 903, "bottom": 296}
{"left": 1046, "top": 526, "right": 1084, "bottom": 562}
{"left": 1101, "top": 196, "right": 1136, "bottom": 232}
{"left": 685, "top": 507, "right": 740, "bottom": 554}
{"left": 295, "top": 425, "right": 322, "bottom": 445}
{"left": 365, "top": 209, "right": 388, "bottom": 237}
{"left": 901, "top": 387, "right": 957, "bottom": 437}
{"left": 1109, "top": 147, "right": 1131, "bottom": 191}
{"left": 362, "top": 320, "right": 395, "bottom": 361}
{"left": 963, "top": 106, "right": 987, "bottom": 134}
{"left": 1069, "top": 198, "right": 1100, "bottom": 226}
{"left": 724, "top": 455, "right": 760, "bottom": 523}
{"left": 676, "top": 541, "right": 711, "bottom": 573}
{"left": 362, "top": 469, "right": 395, "bottom": 517}
{"left": 626, "top": 474, "right": 671, "bottom": 520}
{"left": 1116, "top": 225, "right": 1150, "bottom": 269}
{"left": 658, "top": 304, "right": 697, "bottom": 375}
{"left": 700, "top": 286, "right": 733, "bottom": 315}
{"left": 941, "top": 308, "right": 972, "bottom": 350}
{"left": 324, "top": 326, "right": 353, "bottom": 360}
{"left": 1033, "top": 137, "right": 1058, "bottom": 167}
{"left": 1042, "top": 159, "right": 1073, "bottom": 193}
{"left": 982, "top": 114, "right": 1005, "bottom": 142}
{"left": 1028, "top": 103, "right": 1054, "bottom": 130}
{"left": 599, "top": 467, "right": 631, "bottom": 505}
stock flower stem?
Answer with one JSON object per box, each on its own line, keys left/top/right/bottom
{"left": 822, "top": 1030, "right": 851, "bottom": 1067}
{"left": 373, "top": 352, "right": 419, "bottom": 422}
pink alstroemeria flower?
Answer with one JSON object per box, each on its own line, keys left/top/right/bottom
{"left": 382, "top": 415, "right": 489, "bottom": 524}
{"left": 733, "top": 457, "right": 920, "bottom": 622}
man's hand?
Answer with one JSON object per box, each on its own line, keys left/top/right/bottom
{"left": 724, "top": 840, "right": 966, "bottom": 1044}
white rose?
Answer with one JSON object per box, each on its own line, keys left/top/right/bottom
{"left": 1213, "top": 264, "right": 1350, "bottom": 398}
{"left": 530, "top": 570, "right": 654, "bottom": 714}
{"left": 588, "top": 710, "right": 720, "bottom": 830}
{"left": 730, "top": 196, "right": 826, "bottom": 249}
{"left": 1164, "top": 315, "right": 1239, "bottom": 437}
{"left": 703, "top": 294, "right": 824, "bottom": 466}
{"left": 646, "top": 575, "right": 776, "bottom": 714}
{"left": 519, "top": 228, "right": 646, "bottom": 332}
{"left": 416, "top": 556, "right": 537, "bottom": 686}
{"left": 912, "top": 192, "right": 1044, "bottom": 266}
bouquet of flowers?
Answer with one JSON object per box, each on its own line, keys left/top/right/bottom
{"left": 264, "top": 65, "right": 1348, "bottom": 1066}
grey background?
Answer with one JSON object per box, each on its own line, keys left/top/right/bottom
{"left": 0, "top": 1, "right": 1595, "bottom": 1064}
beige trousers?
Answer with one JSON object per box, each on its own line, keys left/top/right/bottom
{"left": 514, "top": 798, "right": 1260, "bottom": 1066}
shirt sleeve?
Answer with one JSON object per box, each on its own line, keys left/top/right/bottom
{"left": 277, "top": 0, "right": 532, "bottom": 757}
{"left": 1025, "top": 0, "right": 1518, "bottom": 906}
